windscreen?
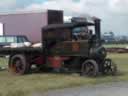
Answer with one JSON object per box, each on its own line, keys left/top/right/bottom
{"left": 72, "top": 26, "right": 95, "bottom": 40}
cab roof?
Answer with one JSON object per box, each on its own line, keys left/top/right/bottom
{"left": 42, "top": 22, "right": 94, "bottom": 31}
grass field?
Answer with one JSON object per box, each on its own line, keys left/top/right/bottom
{"left": 104, "top": 44, "right": 128, "bottom": 48}
{"left": 0, "top": 54, "right": 128, "bottom": 96}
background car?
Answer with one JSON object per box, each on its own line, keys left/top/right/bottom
{"left": 0, "top": 35, "right": 31, "bottom": 48}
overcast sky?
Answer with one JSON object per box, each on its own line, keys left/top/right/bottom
{"left": 0, "top": 0, "right": 128, "bottom": 36}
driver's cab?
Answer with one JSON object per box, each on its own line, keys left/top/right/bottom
{"left": 42, "top": 17, "right": 101, "bottom": 56}
{"left": 42, "top": 22, "right": 94, "bottom": 56}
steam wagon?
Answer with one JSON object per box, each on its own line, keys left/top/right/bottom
{"left": 0, "top": 16, "right": 117, "bottom": 76}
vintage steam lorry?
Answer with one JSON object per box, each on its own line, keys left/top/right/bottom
{"left": 0, "top": 17, "right": 117, "bottom": 77}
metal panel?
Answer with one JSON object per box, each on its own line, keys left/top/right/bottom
{"left": 50, "top": 40, "right": 89, "bottom": 56}
{"left": 0, "top": 12, "right": 48, "bottom": 43}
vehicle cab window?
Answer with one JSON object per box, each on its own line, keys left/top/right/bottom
{"left": 0, "top": 37, "right": 6, "bottom": 43}
{"left": 6, "top": 37, "right": 16, "bottom": 43}
{"left": 72, "top": 27, "right": 89, "bottom": 40}
{"left": 17, "top": 37, "right": 23, "bottom": 43}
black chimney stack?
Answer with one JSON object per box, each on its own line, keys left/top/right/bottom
{"left": 93, "top": 17, "right": 101, "bottom": 45}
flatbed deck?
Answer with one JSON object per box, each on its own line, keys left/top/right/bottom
{"left": 0, "top": 47, "right": 43, "bottom": 55}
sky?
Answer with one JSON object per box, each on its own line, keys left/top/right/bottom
{"left": 0, "top": 0, "right": 128, "bottom": 36}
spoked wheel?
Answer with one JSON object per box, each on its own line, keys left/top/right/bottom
{"left": 9, "top": 55, "right": 30, "bottom": 75}
{"left": 103, "top": 58, "right": 117, "bottom": 75}
{"left": 81, "top": 59, "right": 99, "bottom": 77}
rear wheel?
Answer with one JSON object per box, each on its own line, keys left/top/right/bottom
{"left": 81, "top": 59, "right": 99, "bottom": 77}
{"left": 8, "top": 54, "right": 30, "bottom": 75}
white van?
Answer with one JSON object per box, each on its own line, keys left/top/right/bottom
{"left": 0, "top": 35, "right": 31, "bottom": 48}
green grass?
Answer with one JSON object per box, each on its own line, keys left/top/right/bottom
{"left": 104, "top": 44, "right": 128, "bottom": 48}
{"left": 0, "top": 54, "right": 128, "bottom": 96}
{"left": 0, "top": 57, "right": 8, "bottom": 67}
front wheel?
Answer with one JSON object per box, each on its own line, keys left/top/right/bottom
{"left": 8, "top": 54, "right": 30, "bottom": 75}
{"left": 103, "top": 58, "right": 117, "bottom": 75}
{"left": 81, "top": 59, "right": 99, "bottom": 77}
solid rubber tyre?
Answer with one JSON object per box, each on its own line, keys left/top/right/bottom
{"left": 8, "top": 54, "right": 30, "bottom": 75}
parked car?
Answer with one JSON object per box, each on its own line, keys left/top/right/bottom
{"left": 0, "top": 35, "right": 31, "bottom": 48}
